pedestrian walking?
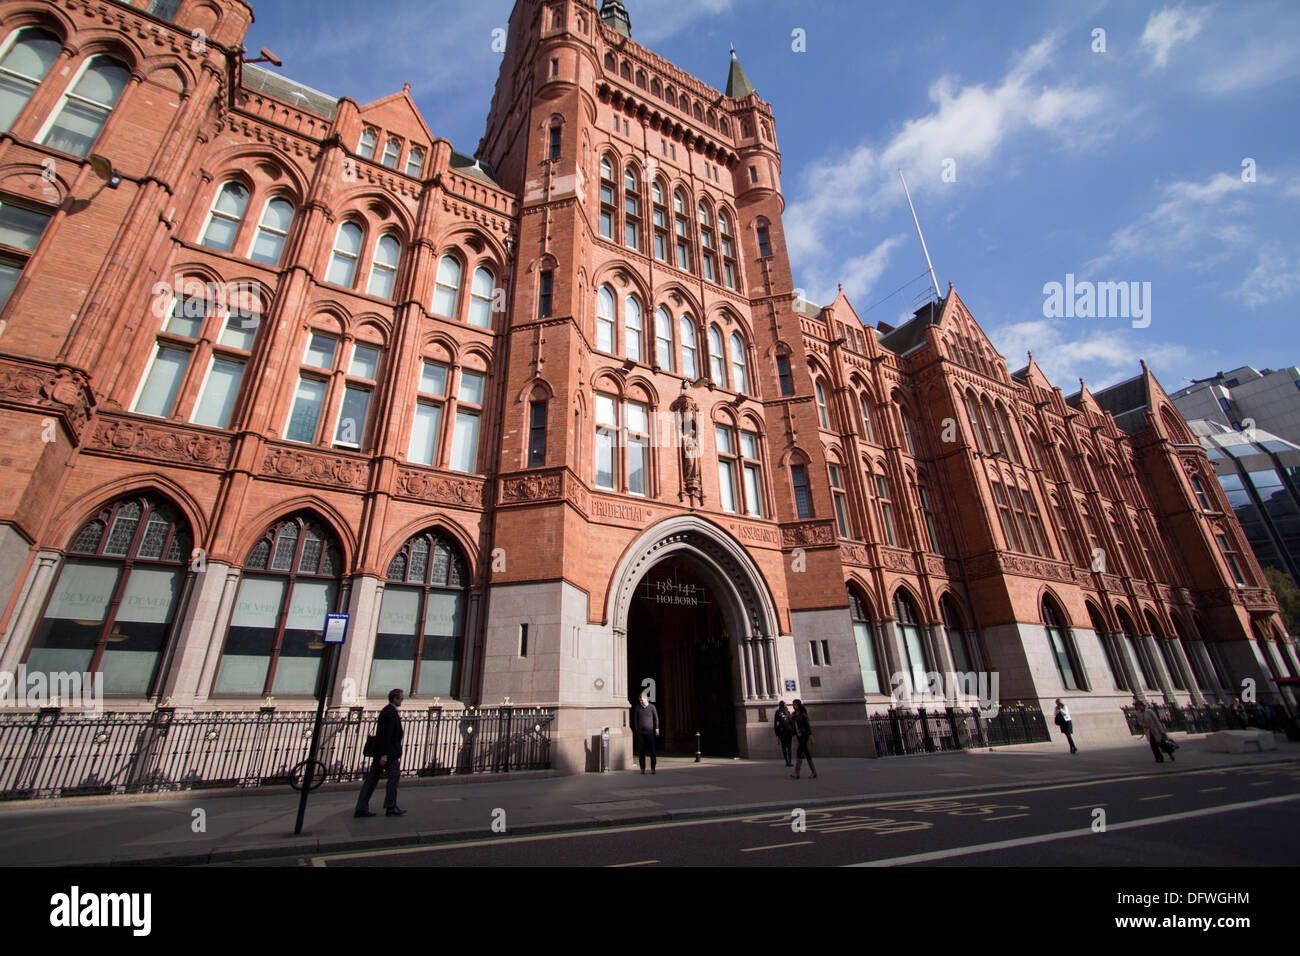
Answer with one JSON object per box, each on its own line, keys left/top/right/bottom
{"left": 789, "top": 699, "right": 816, "bottom": 779}
{"left": 773, "top": 700, "right": 794, "bottom": 766}
{"left": 1135, "top": 699, "right": 1174, "bottom": 764}
{"left": 631, "top": 693, "right": 660, "bottom": 774}
{"left": 1053, "top": 698, "right": 1078, "bottom": 754}
{"left": 355, "top": 688, "right": 406, "bottom": 817}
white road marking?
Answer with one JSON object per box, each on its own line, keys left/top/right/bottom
{"left": 1068, "top": 803, "right": 1103, "bottom": 810}
{"left": 848, "top": 792, "right": 1300, "bottom": 867}
{"left": 983, "top": 813, "right": 1029, "bottom": 821}
{"left": 740, "top": 841, "right": 814, "bottom": 853}
{"left": 306, "top": 762, "right": 1300, "bottom": 865}
{"left": 1199, "top": 787, "right": 1226, "bottom": 793}
{"left": 607, "top": 859, "right": 659, "bottom": 867}
{"left": 1138, "top": 794, "right": 1172, "bottom": 801}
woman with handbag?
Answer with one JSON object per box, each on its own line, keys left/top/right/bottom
{"left": 789, "top": 699, "right": 816, "bottom": 779}
{"left": 1135, "top": 699, "right": 1174, "bottom": 764}
{"left": 1053, "top": 698, "right": 1078, "bottom": 754}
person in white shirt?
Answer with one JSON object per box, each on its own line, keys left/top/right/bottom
{"left": 1053, "top": 698, "right": 1078, "bottom": 754}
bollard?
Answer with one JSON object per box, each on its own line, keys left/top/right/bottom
{"left": 601, "top": 726, "right": 610, "bottom": 773}
{"left": 694, "top": 730, "right": 701, "bottom": 763}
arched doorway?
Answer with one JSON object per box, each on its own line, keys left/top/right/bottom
{"left": 609, "top": 516, "right": 781, "bottom": 760}
{"left": 627, "top": 554, "right": 737, "bottom": 756}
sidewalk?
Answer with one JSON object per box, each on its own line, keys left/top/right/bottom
{"left": 2, "top": 737, "right": 1298, "bottom": 865}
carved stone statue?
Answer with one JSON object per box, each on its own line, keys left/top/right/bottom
{"left": 670, "top": 388, "right": 703, "bottom": 505}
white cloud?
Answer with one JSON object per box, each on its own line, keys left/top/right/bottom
{"left": 800, "top": 235, "right": 904, "bottom": 308}
{"left": 1239, "top": 245, "right": 1300, "bottom": 308}
{"left": 785, "top": 32, "right": 1109, "bottom": 295}
{"left": 1090, "top": 171, "right": 1259, "bottom": 271}
{"left": 1140, "top": 5, "right": 1207, "bottom": 69}
{"left": 630, "top": 0, "right": 735, "bottom": 44}
{"left": 988, "top": 319, "right": 1194, "bottom": 392}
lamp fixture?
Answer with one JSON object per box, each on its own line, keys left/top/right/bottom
{"left": 88, "top": 153, "right": 121, "bottom": 189}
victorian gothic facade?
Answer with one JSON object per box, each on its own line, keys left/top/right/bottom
{"left": 0, "top": 0, "right": 1290, "bottom": 772}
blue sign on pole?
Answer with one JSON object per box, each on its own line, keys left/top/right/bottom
{"left": 323, "top": 612, "right": 349, "bottom": 645}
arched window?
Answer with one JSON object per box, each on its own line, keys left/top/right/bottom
{"left": 849, "top": 586, "right": 882, "bottom": 694}
{"left": 716, "top": 420, "right": 764, "bottom": 516}
{"left": 596, "top": 285, "right": 615, "bottom": 352}
{"left": 654, "top": 306, "right": 674, "bottom": 370}
{"left": 893, "top": 591, "right": 929, "bottom": 696}
{"left": 624, "top": 295, "right": 643, "bottom": 361}
{"left": 858, "top": 392, "right": 876, "bottom": 443}
{"left": 673, "top": 190, "right": 691, "bottom": 271}
{"left": 1043, "top": 596, "right": 1085, "bottom": 690}
{"left": 599, "top": 157, "right": 615, "bottom": 239}
{"left": 25, "top": 495, "right": 191, "bottom": 696}
{"left": 250, "top": 197, "right": 294, "bottom": 266}
{"left": 381, "top": 137, "right": 401, "bottom": 169}
{"left": 624, "top": 165, "right": 640, "bottom": 249}
{"left": 965, "top": 391, "right": 989, "bottom": 454}
{"left": 995, "top": 403, "right": 1020, "bottom": 463}
{"left": 651, "top": 178, "right": 668, "bottom": 260}
{"left": 468, "top": 266, "right": 494, "bottom": 328}
{"left": 200, "top": 182, "right": 250, "bottom": 253}
{"left": 132, "top": 278, "right": 260, "bottom": 427}
{"left": 366, "top": 233, "right": 401, "bottom": 299}
{"left": 1087, "top": 603, "right": 1128, "bottom": 691}
{"left": 594, "top": 391, "right": 650, "bottom": 495}
{"left": 373, "top": 529, "right": 470, "bottom": 698}
{"left": 1148, "top": 610, "right": 1186, "bottom": 691}
{"left": 899, "top": 407, "right": 916, "bottom": 455}
{"left": 875, "top": 470, "right": 899, "bottom": 546}
{"left": 405, "top": 146, "right": 425, "bottom": 178}
{"left": 1117, "top": 607, "right": 1158, "bottom": 690}
{"left": 39, "top": 55, "right": 129, "bottom": 156}
{"left": 214, "top": 514, "right": 342, "bottom": 696}
{"left": 680, "top": 315, "right": 698, "bottom": 379}
{"left": 432, "top": 254, "right": 462, "bottom": 318}
{"left": 814, "top": 379, "right": 830, "bottom": 428}
{"left": 940, "top": 596, "right": 979, "bottom": 679}
{"left": 699, "top": 202, "right": 717, "bottom": 281}
{"left": 718, "top": 210, "right": 738, "bottom": 288}
{"left": 327, "top": 220, "right": 363, "bottom": 287}
{"left": 357, "top": 127, "right": 377, "bottom": 159}
{"left": 707, "top": 325, "right": 726, "bottom": 385}
{"left": 0, "top": 28, "right": 61, "bottom": 132}
{"left": 729, "top": 332, "right": 747, "bottom": 393}
{"left": 1190, "top": 476, "right": 1212, "bottom": 511}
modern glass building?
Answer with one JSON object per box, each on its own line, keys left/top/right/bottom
{"left": 1188, "top": 419, "right": 1300, "bottom": 586}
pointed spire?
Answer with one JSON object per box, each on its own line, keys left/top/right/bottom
{"left": 600, "top": 0, "right": 631, "bottom": 39}
{"left": 726, "top": 45, "right": 756, "bottom": 98}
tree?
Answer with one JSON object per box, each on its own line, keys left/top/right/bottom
{"left": 1262, "top": 566, "right": 1300, "bottom": 636}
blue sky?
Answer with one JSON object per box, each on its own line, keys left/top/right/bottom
{"left": 244, "top": 0, "right": 1300, "bottom": 394}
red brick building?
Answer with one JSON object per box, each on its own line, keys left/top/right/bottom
{"left": 0, "top": 0, "right": 1290, "bottom": 772}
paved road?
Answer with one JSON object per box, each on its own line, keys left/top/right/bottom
{"left": 280, "top": 761, "right": 1300, "bottom": 867}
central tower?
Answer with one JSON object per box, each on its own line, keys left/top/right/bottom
{"left": 473, "top": 1, "right": 845, "bottom": 771}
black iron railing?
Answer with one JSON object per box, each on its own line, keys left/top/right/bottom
{"left": 868, "top": 704, "right": 1050, "bottom": 757}
{"left": 0, "top": 705, "right": 555, "bottom": 800}
{"left": 1121, "top": 702, "right": 1291, "bottom": 737}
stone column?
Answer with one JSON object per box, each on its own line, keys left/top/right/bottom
{"left": 191, "top": 567, "right": 242, "bottom": 705}
{"left": 0, "top": 550, "right": 60, "bottom": 674}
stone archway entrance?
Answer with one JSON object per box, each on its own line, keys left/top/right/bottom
{"left": 610, "top": 516, "right": 781, "bottom": 760}
{"left": 628, "top": 555, "right": 737, "bottom": 755}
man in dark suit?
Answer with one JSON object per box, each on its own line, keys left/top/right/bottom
{"left": 355, "top": 688, "right": 406, "bottom": 817}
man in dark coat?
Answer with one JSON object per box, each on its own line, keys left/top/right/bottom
{"left": 631, "top": 693, "right": 660, "bottom": 774}
{"left": 355, "top": 688, "right": 405, "bottom": 817}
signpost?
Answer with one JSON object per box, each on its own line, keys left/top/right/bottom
{"left": 293, "top": 612, "right": 349, "bottom": 836}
